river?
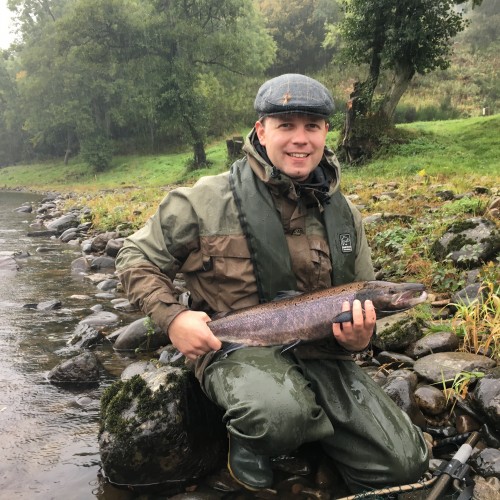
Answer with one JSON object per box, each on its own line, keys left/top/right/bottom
{"left": 0, "top": 191, "right": 135, "bottom": 500}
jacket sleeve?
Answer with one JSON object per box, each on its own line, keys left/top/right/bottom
{"left": 115, "top": 188, "right": 199, "bottom": 336}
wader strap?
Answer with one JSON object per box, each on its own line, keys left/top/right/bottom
{"left": 323, "top": 191, "right": 357, "bottom": 285}
{"left": 230, "top": 160, "right": 357, "bottom": 300}
{"left": 230, "top": 159, "right": 297, "bottom": 302}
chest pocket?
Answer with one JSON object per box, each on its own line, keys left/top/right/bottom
{"left": 308, "top": 238, "right": 332, "bottom": 290}
{"left": 180, "top": 235, "right": 258, "bottom": 311}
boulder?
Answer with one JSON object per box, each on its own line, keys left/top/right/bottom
{"left": 431, "top": 217, "right": 500, "bottom": 268}
{"left": 99, "top": 365, "right": 226, "bottom": 486}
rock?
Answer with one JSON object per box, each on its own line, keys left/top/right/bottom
{"left": 99, "top": 366, "right": 226, "bottom": 486}
{"left": 455, "top": 414, "right": 482, "bottom": 434}
{"left": 47, "top": 351, "right": 99, "bottom": 384}
{"left": 14, "top": 204, "right": 32, "bottom": 213}
{"left": 114, "top": 317, "right": 167, "bottom": 352}
{"left": 79, "top": 311, "right": 120, "bottom": 328}
{"left": 45, "top": 213, "right": 79, "bottom": 234}
{"left": 373, "top": 313, "right": 424, "bottom": 352}
{"left": 59, "top": 227, "right": 79, "bottom": 242}
{"left": 375, "top": 351, "right": 415, "bottom": 368}
{"left": 121, "top": 360, "right": 158, "bottom": 380}
{"left": 405, "top": 331, "right": 460, "bottom": 359}
{"left": 111, "top": 298, "right": 138, "bottom": 312}
{"left": 413, "top": 352, "right": 496, "bottom": 385}
{"left": 382, "top": 370, "right": 426, "bottom": 428}
{"left": 472, "top": 476, "right": 500, "bottom": 500}
{"left": 90, "top": 232, "right": 119, "bottom": 253}
{"left": 471, "top": 448, "right": 500, "bottom": 479}
{"left": 67, "top": 324, "right": 103, "bottom": 349}
{"left": 104, "top": 238, "right": 124, "bottom": 258}
{"left": 96, "top": 279, "right": 119, "bottom": 291}
{"left": 414, "top": 385, "right": 448, "bottom": 416}
{"left": 431, "top": 217, "right": 500, "bottom": 268}
{"left": 71, "top": 256, "right": 92, "bottom": 273}
{"left": 84, "top": 273, "right": 114, "bottom": 284}
{"left": 90, "top": 256, "right": 116, "bottom": 271}
{"left": 470, "top": 367, "right": 500, "bottom": 432}
{"left": 36, "top": 299, "right": 62, "bottom": 311}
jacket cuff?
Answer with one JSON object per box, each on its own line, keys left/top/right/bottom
{"left": 144, "top": 291, "right": 188, "bottom": 338}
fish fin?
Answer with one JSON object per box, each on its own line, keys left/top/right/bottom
{"left": 219, "top": 341, "right": 246, "bottom": 356}
{"left": 332, "top": 311, "right": 354, "bottom": 324}
{"left": 273, "top": 290, "right": 303, "bottom": 301}
{"left": 280, "top": 339, "right": 302, "bottom": 354}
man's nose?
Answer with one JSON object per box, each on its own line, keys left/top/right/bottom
{"left": 292, "top": 126, "right": 308, "bottom": 143}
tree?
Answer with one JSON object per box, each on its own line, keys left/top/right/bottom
{"left": 144, "top": 0, "right": 275, "bottom": 167}
{"left": 258, "top": 0, "right": 340, "bottom": 75}
{"left": 326, "top": 0, "right": 482, "bottom": 162}
{"left": 0, "top": 56, "right": 25, "bottom": 164}
{"left": 7, "top": 0, "right": 275, "bottom": 169}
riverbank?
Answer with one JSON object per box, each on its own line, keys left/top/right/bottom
{"left": 2, "top": 185, "right": 499, "bottom": 499}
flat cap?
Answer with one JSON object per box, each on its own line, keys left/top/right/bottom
{"left": 254, "top": 73, "right": 334, "bottom": 119}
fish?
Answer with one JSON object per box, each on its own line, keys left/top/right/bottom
{"left": 207, "top": 280, "right": 427, "bottom": 347}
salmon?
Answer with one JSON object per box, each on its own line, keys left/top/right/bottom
{"left": 207, "top": 281, "right": 427, "bottom": 346}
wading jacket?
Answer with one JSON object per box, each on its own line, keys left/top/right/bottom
{"left": 116, "top": 130, "right": 375, "bottom": 367}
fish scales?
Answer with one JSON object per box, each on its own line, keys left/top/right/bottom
{"left": 208, "top": 288, "right": 359, "bottom": 346}
{"left": 207, "top": 281, "right": 427, "bottom": 347}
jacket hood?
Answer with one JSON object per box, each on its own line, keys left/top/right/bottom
{"left": 242, "top": 128, "right": 342, "bottom": 202}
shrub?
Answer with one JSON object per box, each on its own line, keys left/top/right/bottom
{"left": 80, "top": 134, "right": 114, "bottom": 172}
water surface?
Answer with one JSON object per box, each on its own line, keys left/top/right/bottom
{"left": 0, "top": 191, "right": 133, "bottom": 499}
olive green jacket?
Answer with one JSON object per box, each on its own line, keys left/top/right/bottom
{"left": 116, "top": 130, "right": 374, "bottom": 342}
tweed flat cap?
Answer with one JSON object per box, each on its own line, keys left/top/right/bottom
{"left": 254, "top": 74, "right": 334, "bottom": 118}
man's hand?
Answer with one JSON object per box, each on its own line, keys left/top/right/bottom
{"left": 168, "top": 310, "right": 222, "bottom": 360}
{"left": 332, "top": 299, "right": 376, "bottom": 352}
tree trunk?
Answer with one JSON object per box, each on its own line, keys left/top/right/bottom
{"left": 183, "top": 115, "right": 207, "bottom": 168}
{"left": 340, "top": 17, "right": 385, "bottom": 163}
{"left": 381, "top": 63, "right": 416, "bottom": 120}
{"left": 64, "top": 128, "right": 72, "bottom": 166}
{"left": 193, "top": 141, "right": 207, "bottom": 166}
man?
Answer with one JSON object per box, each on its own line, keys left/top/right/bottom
{"left": 115, "top": 74, "right": 429, "bottom": 494}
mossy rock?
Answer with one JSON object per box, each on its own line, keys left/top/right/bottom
{"left": 373, "top": 313, "right": 424, "bottom": 352}
{"left": 99, "top": 365, "right": 226, "bottom": 486}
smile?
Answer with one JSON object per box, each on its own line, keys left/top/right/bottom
{"left": 287, "top": 153, "right": 309, "bottom": 158}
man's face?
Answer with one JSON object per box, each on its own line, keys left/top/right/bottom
{"left": 255, "top": 114, "right": 329, "bottom": 182}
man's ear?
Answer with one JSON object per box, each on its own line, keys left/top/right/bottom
{"left": 255, "top": 120, "right": 266, "bottom": 146}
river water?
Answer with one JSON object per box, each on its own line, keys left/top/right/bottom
{"left": 0, "top": 191, "right": 135, "bottom": 500}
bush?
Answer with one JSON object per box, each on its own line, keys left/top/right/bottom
{"left": 80, "top": 134, "right": 114, "bottom": 172}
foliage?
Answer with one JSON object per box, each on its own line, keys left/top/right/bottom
{"left": 1, "top": 0, "right": 275, "bottom": 169}
{"left": 440, "top": 370, "right": 485, "bottom": 406}
{"left": 257, "top": 0, "right": 340, "bottom": 75}
{"left": 325, "top": 0, "right": 480, "bottom": 161}
{"left": 440, "top": 197, "right": 486, "bottom": 217}
{"left": 451, "top": 282, "right": 500, "bottom": 360}
{"left": 79, "top": 133, "right": 114, "bottom": 172}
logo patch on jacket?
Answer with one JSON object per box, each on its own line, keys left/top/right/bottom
{"left": 339, "top": 233, "right": 353, "bottom": 253}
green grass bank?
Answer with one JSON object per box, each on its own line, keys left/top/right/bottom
{"left": 1, "top": 115, "right": 498, "bottom": 192}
